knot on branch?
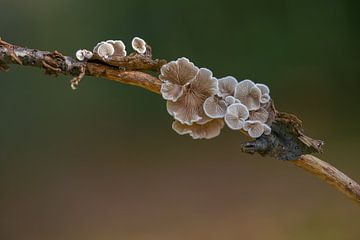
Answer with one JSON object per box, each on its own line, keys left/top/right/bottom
{"left": 241, "top": 111, "right": 324, "bottom": 160}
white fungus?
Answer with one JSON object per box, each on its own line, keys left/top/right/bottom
{"left": 249, "top": 107, "right": 269, "bottom": 123}
{"left": 243, "top": 120, "right": 271, "bottom": 138}
{"left": 75, "top": 49, "right": 93, "bottom": 61}
{"left": 224, "top": 103, "right": 249, "bottom": 130}
{"left": 256, "top": 83, "right": 271, "bottom": 104}
{"left": 234, "top": 79, "right": 262, "bottom": 110}
{"left": 172, "top": 119, "right": 224, "bottom": 139}
{"left": 217, "top": 76, "right": 238, "bottom": 97}
{"left": 93, "top": 41, "right": 114, "bottom": 59}
{"left": 159, "top": 57, "right": 199, "bottom": 101}
{"left": 166, "top": 67, "right": 218, "bottom": 125}
{"left": 131, "top": 37, "right": 147, "bottom": 54}
{"left": 106, "top": 40, "right": 126, "bottom": 58}
{"left": 224, "top": 96, "right": 237, "bottom": 105}
{"left": 158, "top": 57, "right": 273, "bottom": 140}
{"left": 203, "top": 96, "right": 228, "bottom": 119}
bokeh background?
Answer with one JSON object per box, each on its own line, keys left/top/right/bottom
{"left": 1, "top": 0, "right": 359, "bottom": 239}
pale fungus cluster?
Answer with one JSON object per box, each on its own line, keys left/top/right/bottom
{"left": 75, "top": 37, "right": 147, "bottom": 61}
{"left": 159, "top": 57, "right": 272, "bottom": 139}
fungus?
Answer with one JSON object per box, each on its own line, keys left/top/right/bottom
{"left": 225, "top": 95, "right": 240, "bottom": 105}
{"left": 75, "top": 49, "right": 93, "bottom": 61}
{"left": 256, "top": 83, "right": 271, "bottom": 104}
{"left": 234, "top": 79, "right": 262, "bottom": 110}
{"left": 249, "top": 107, "right": 269, "bottom": 123}
{"left": 243, "top": 120, "right": 271, "bottom": 138}
{"left": 224, "top": 103, "right": 249, "bottom": 130}
{"left": 172, "top": 119, "right": 224, "bottom": 139}
{"left": 166, "top": 67, "right": 218, "bottom": 125}
{"left": 106, "top": 40, "right": 126, "bottom": 58}
{"left": 203, "top": 95, "right": 240, "bottom": 119}
{"left": 217, "top": 76, "right": 238, "bottom": 97}
{"left": 203, "top": 96, "right": 228, "bottom": 118}
{"left": 131, "top": 37, "right": 147, "bottom": 54}
{"left": 93, "top": 41, "right": 114, "bottom": 59}
{"left": 159, "top": 57, "right": 199, "bottom": 101}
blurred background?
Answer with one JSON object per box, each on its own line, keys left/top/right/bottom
{"left": 0, "top": 0, "right": 359, "bottom": 239}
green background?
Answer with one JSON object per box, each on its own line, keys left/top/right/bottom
{"left": 1, "top": 0, "right": 359, "bottom": 239}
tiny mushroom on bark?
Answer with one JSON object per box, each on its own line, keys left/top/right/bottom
{"left": 256, "top": 83, "right": 271, "bottom": 104}
{"left": 243, "top": 120, "right": 271, "bottom": 138}
{"left": 224, "top": 103, "right": 249, "bottom": 130}
{"left": 249, "top": 107, "right": 269, "bottom": 123}
{"left": 166, "top": 67, "right": 218, "bottom": 125}
{"left": 106, "top": 40, "right": 126, "bottom": 58}
{"left": 225, "top": 95, "right": 241, "bottom": 105}
{"left": 75, "top": 49, "right": 93, "bottom": 61}
{"left": 172, "top": 119, "right": 224, "bottom": 139}
{"left": 159, "top": 57, "right": 199, "bottom": 102}
{"left": 93, "top": 41, "right": 114, "bottom": 59}
{"left": 203, "top": 96, "right": 228, "bottom": 118}
{"left": 234, "top": 80, "right": 262, "bottom": 110}
{"left": 217, "top": 76, "right": 238, "bottom": 97}
{"left": 131, "top": 37, "right": 147, "bottom": 54}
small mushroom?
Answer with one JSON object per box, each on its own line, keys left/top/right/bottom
{"left": 131, "top": 37, "right": 147, "bottom": 54}
{"left": 203, "top": 96, "right": 228, "bottom": 118}
{"left": 172, "top": 119, "right": 224, "bottom": 139}
{"left": 159, "top": 57, "right": 199, "bottom": 101}
{"left": 224, "top": 103, "right": 249, "bottom": 130}
{"left": 234, "top": 79, "right": 262, "bottom": 110}
{"left": 93, "top": 41, "right": 114, "bottom": 59}
{"left": 249, "top": 107, "right": 269, "bottom": 123}
{"left": 75, "top": 49, "right": 93, "bottom": 61}
{"left": 106, "top": 40, "right": 126, "bottom": 58}
{"left": 243, "top": 120, "right": 271, "bottom": 138}
{"left": 217, "top": 76, "right": 238, "bottom": 97}
{"left": 224, "top": 95, "right": 241, "bottom": 105}
{"left": 166, "top": 67, "right": 218, "bottom": 125}
{"left": 256, "top": 83, "right": 271, "bottom": 104}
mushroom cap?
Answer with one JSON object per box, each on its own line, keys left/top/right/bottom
{"left": 172, "top": 119, "right": 224, "bottom": 139}
{"left": 166, "top": 68, "right": 218, "bottom": 125}
{"left": 260, "top": 93, "right": 271, "bottom": 104}
{"left": 107, "top": 40, "right": 126, "bottom": 58}
{"left": 83, "top": 50, "right": 93, "bottom": 59}
{"left": 225, "top": 96, "right": 237, "bottom": 105}
{"left": 160, "top": 81, "right": 184, "bottom": 102}
{"left": 224, "top": 103, "right": 249, "bottom": 130}
{"left": 234, "top": 79, "right": 262, "bottom": 110}
{"left": 76, "top": 49, "right": 85, "bottom": 61}
{"left": 131, "top": 37, "right": 146, "bottom": 54}
{"left": 203, "top": 96, "right": 228, "bottom": 118}
{"left": 159, "top": 57, "right": 199, "bottom": 86}
{"left": 243, "top": 120, "right": 271, "bottom": 138}
{"left": 249, "top": 107, "right": 269, "bottom": 123}
{"left": 94, "top": 42, "right": 115, "bottom": 58}
{"left": 256, "top": 83, "right": 270, "bottom": 95}
{"left": 159, "top": 57, "right": 199, "bottom": 102}
{"left": 217, "top": 76, "right": 238, "bottom": 97}
{"left": 256, "top": 83, "right": 271, "bottom": 104}
{"left": 75, "top": 49, "right": 93, "bottom": 61}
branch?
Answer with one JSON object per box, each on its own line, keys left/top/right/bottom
{"left": 0, "top": 38, "right": 359, "bottom": 204}
{"left": 294, "top": 155, "right": 360, "bottom": 203}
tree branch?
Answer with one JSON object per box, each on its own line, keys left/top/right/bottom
{"left": 0, "top": 38, "right": 359, "bottom": 204}
{"left": 294, "top": 155, "right": 360, "bottom": 203}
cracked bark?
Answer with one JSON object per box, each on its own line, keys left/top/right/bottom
{"left": 0, "top": 38, "right": 359, "bottom": 203}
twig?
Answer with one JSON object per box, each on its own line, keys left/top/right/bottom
{"left": 294, "top": 155, "right": 360, "bottom": 203}
{"left": 0, "top": 38, "right": 359, "bottom": 204}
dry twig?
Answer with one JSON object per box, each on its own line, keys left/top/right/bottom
{"left": 0, "top": 38, "right": 359, "bottom": 204}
